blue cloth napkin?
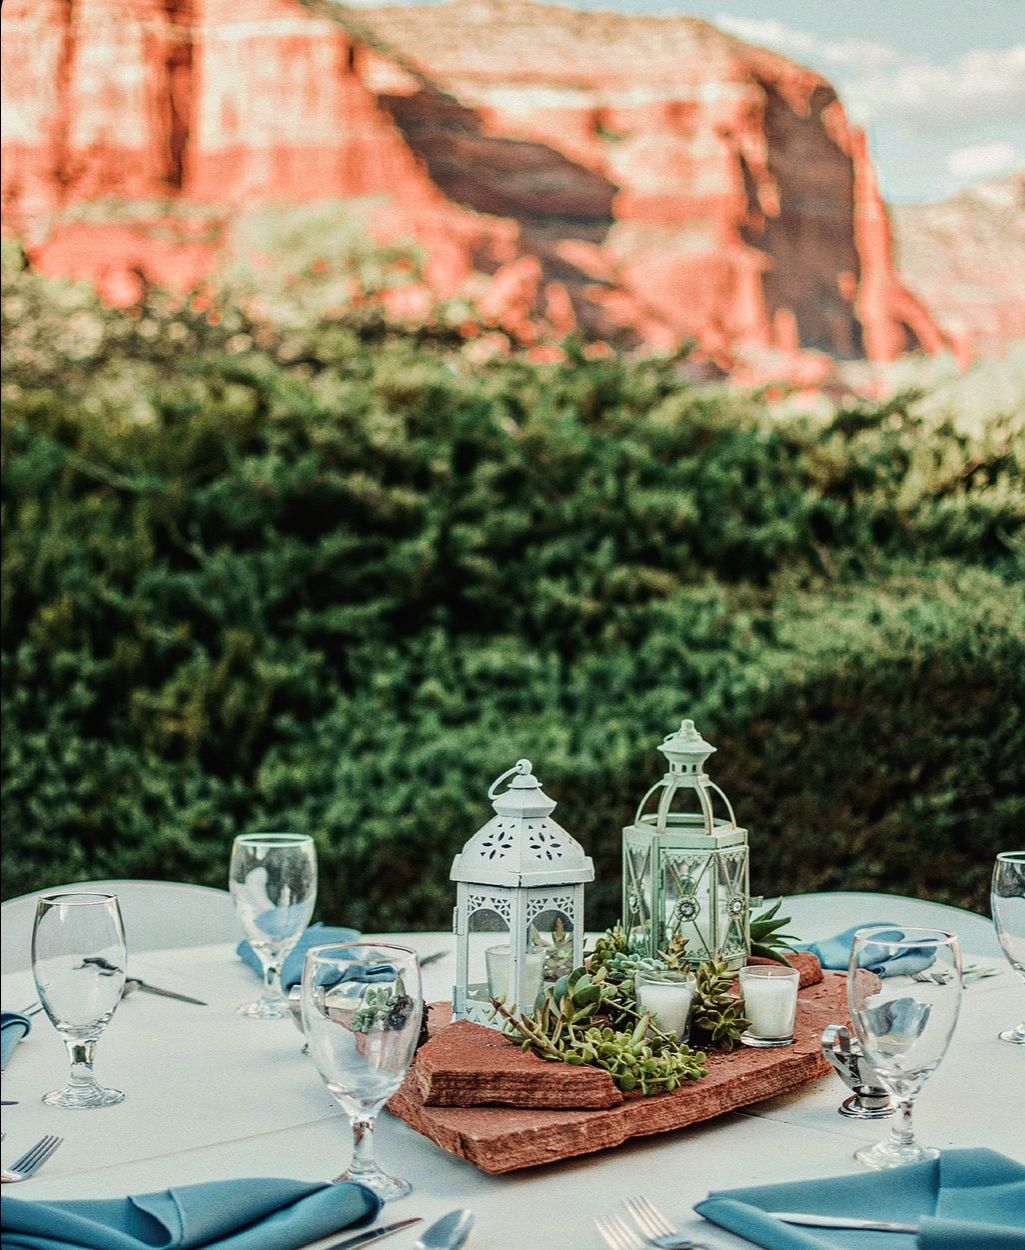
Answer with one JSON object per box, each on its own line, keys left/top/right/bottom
{"left": 796, "top": 923, "right": 938, "bottom": 977}
{"left": 1, "top": 1011, "right": 32, "bottom": 1070}
{"left": 0, "top": 1176, "right": 381, "bottom": 1250}
{"left": 237, "top": 922, "right": 360, "bottom": 989}
{"left": 695, "top": 1148, "right": 1025, "bottom": 1250}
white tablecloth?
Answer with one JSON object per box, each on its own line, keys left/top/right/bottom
{"left": 1, "top": 920, "right": 1022, "bottom": 1250}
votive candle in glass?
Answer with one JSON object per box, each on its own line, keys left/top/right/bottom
{"left": 635, "top": 969, "right": 697, "bottom": 1041}
{"left": 485, "top": 944, "right": 545, "bottom": 1005}
{"left": 739, "top": 964, "right": 799, "bottom": 1048}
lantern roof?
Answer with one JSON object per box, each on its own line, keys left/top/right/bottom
{"left": 659, "top": 718, "right": 715, "bottom": 772}
{"left": 628, "top": 718, "right": 744, "bottom": 841}
{"left": 450, "top": 759, "right": 595, "bottom": 887}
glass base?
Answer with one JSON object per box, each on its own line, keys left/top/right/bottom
{"left": 855, "top": 1138, "right": 939, "bottom": 1169}
{"left": 334, "top": 1167, "right": 412, "bottom": 1203}
{"left": 237, "top": 996, "right": 288, "bottom": 1020}
{"left": 998, "top": 1022, "right": 1025, "bottom": 1044}
{"left": 839, "top": 1092, "right": 896, "bottom": 1119}
{"left": 740, "top": 1031, "right": 794, "bottom": 1049}
{"left": 43, "top": 1084, "right": 124, "bottom": 1110}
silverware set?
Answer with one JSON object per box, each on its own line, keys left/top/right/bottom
{"left": 596, "top": 1197, "right": 709, "bottom": 1250}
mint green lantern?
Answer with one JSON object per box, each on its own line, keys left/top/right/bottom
{"left": 622, "top": 720, "right": 749, "bottom": 969}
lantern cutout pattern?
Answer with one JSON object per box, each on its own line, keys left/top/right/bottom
{"left": 622, "top": 719, "right": 749, "bottom": 970}
{"left": 451, "top": 759, "right": 594, "bottom": 1028}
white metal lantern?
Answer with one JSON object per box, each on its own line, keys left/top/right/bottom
{"left": 451, "top": 759, "right": 594, "bottom": 1028}
{"left": 622, "top": 719, "right": 749, "bottom": 970}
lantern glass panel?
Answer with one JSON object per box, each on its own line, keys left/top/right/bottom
{"left": 716, "top": 847, "right": 749, "bottom": 962}
{"left": 530, "top": 907, "right": 575, "bottom": 985}
{"left": 624, "top": 843, "right": 653, "bottom": 948}
{"left": 466, "top": 905, "right": 509, "bottom": 1007}
{"left": 663, "top": 851, "right": 714, "bottom": 960}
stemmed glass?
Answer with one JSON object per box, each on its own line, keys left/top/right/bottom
{"left": 991, "top": 850, "right": 1025, "bottom": 1044}
{"left": 302, "top": 943, "right": 422, "bottom": 1202}
{"left": 32, "top": 892, "right": 127, "bottom": 1108}
{"left": 847, "top": 926, "right": 962, "bottom": 1169}
{"left": 230, "top": 832, "right": 317, "bottom": 1019}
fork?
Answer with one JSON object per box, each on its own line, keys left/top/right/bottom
{"left": 623, "top": 1196, "right": 710, "bottom": 1250}
{"left": 595, "top": 1214, "right": 645, "bottom": 1250}
{"left": 1, "top": 1134, "right": 64, "bottom": 1183}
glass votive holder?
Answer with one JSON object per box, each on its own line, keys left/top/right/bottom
{"left": 635, "top": 969, "right": 697, "bottom": 1042}
{"left": 485, "top": 944, "right": 545, "bottom": 1006}
{"left": 739, "top": 964, "right": 799, "bottom": 1048}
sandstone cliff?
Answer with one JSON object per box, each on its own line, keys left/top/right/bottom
{"left": 892, "top": 173, "right": 1025, "bottom": 363}
{"left": 1, "top": 0, "right": 948, "bottom": 366}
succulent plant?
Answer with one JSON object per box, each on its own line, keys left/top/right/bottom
{"left": 658, "top": 933, "right": 691, "bottom": 971}
{"left": 532, "top": 916, "right": 575, "bottom": 981}
{"left": 690, "top": 958, "right": 750, "bottom": 1052}
{"left": 350, "top": 985, "right": 416, "bottom": 1033}
{"left": 750, "top": 898, "right": 801, "bottom": 966}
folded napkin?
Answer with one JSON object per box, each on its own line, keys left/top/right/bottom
{"left": 237, "top": 922, "right": 360, "bottom": 989}
{"left": 1, "top": 1011, "right": 32, "bottom": 1070}
{"left": 1, "top": 1176, "right": 381, "bottom": 1250}
{"left": 695, "top": 1148, "right": 1025, "bottom": 1250}
{"left": 796, "top": 923, "right": 937, "bottom": 977}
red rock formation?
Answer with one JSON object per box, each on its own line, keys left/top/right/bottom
{"left": 1, "top": 0, "right": 949, "bottom": 366}
{"left": 892, "top": 173, "right": 1025, "bottom": 363}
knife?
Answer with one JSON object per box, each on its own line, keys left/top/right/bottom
{"left": 419, "top": 951, "right": 448, "bottom": 967}
{"left": 770, "top": 1211, "right": 919, "bottom": 1233}
{"left": 320, "top": 1216, "right": 422, "bottom": 1250}
{"left": 125, "top": 978, "right": 208, "bottom": 1007}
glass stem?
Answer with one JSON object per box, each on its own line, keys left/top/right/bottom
{"left": 263, "top": 955, "right": 281, "bottom": 1002}
{"left": 65, "top": 1038, "right": 99, "bottom": 1089}
{"left": 348, "top": 1116, "right": 379, "bottom": 1178}
{"left": 891, "top": 1097, "right": 916, "bottom": 1147}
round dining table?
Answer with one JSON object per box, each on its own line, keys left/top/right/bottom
{"left": 1, "top": 897, "right": 1021, "bottom": 1250}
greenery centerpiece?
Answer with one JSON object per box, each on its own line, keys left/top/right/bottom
{"left": 490, "top": 900, "right": 800, "bottom": 1093}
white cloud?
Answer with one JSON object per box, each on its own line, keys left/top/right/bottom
{"left": 714, "top": 13, "right": 1025, "bottom": 134}
{"left": 946, "top": 140, "right": 1019, "bottom": 180}
{"left": 849, "top": 46, "right": 1025, "bottom": 128}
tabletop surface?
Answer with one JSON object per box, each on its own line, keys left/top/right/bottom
{"left": 1, "top": 902, "right": 1021, "bottom": 1250}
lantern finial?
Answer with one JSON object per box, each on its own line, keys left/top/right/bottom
{"left": 659, "top": 719, "right": 716, "bottom": 774}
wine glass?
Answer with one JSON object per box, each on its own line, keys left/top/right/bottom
{"left": 847, "top": 926, "right": 962, "bottom": 1169}
{"left": 302, "top": 943, "right": 422, "bottom": 1202}
{"left": 230, "top": 832, "right": 317, "bottom": 1019}
{"left": 991, "top": 850, "right": 1025, "bottom": 1044}
{"left": 32, "top": 892, "right": 127, "bottom": 1108}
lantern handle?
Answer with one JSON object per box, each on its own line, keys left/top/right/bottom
{"left": 488, "top": 759, "right": 532, "bottom": 800}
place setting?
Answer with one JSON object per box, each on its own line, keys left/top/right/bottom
{"left": 1, "top": 727, "right": 1023, "bottom": 1250}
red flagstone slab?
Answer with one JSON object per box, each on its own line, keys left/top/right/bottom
{"left": 390, "top": 963, "right": 843, "bottom": 1174}
{"left": 415, "top": 1015, "right": 623, "bottom": 1109}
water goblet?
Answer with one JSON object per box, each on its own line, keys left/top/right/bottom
{"left": 847, "top": 926, "right": 962, "bottom": 1169}
{"left": 32, "top": 892, "right": 127, "bottom": 1109}
{"left": 302, "top": 943, "right": 422, "bottom": 1201}
{"left": 230, "top": 832, "right": 317, "bottom": 1019}
{"left": 991, "top": 850, "right": 1025, "bottom": 1044}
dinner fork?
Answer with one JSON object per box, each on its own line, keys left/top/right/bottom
{"left": 623, "top": 1196, "right": 710, "bottom": 1250}
{"left": 1, "top": 1134, "right": 64, "bottom": 1183}
{"left": 595, "top": 1214, "right": 645, "bottom": 1250}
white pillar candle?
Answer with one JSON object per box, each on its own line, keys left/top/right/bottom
{"left": 740, "top": 966, "right": 799, "bottom": 1040}
{"left": 635, "top": 971, "right": 696, "bottom": 1041}
{"left": 485, "top": 944, "right": 544, "bottom": 1005}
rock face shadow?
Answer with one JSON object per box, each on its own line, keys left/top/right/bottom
{"left": 379, "top": 82, "right": 640, "bottom": 340}
{"left": 741, "top": 81, "right": 864, "bottom": 360}
{"left": 380, "top": 87, "right": 616, "bottom": 238}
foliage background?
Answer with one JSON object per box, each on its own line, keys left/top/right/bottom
{"left": 3, "top": 241, "right": 1024, "bottom": 928}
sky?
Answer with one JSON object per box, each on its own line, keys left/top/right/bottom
{"left": 568, "top": 0, "right": 1025, "bottom": 203}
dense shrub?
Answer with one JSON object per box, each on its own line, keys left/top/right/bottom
{"left": 3, "top": 256, "right": 1024, "bottom": 927}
